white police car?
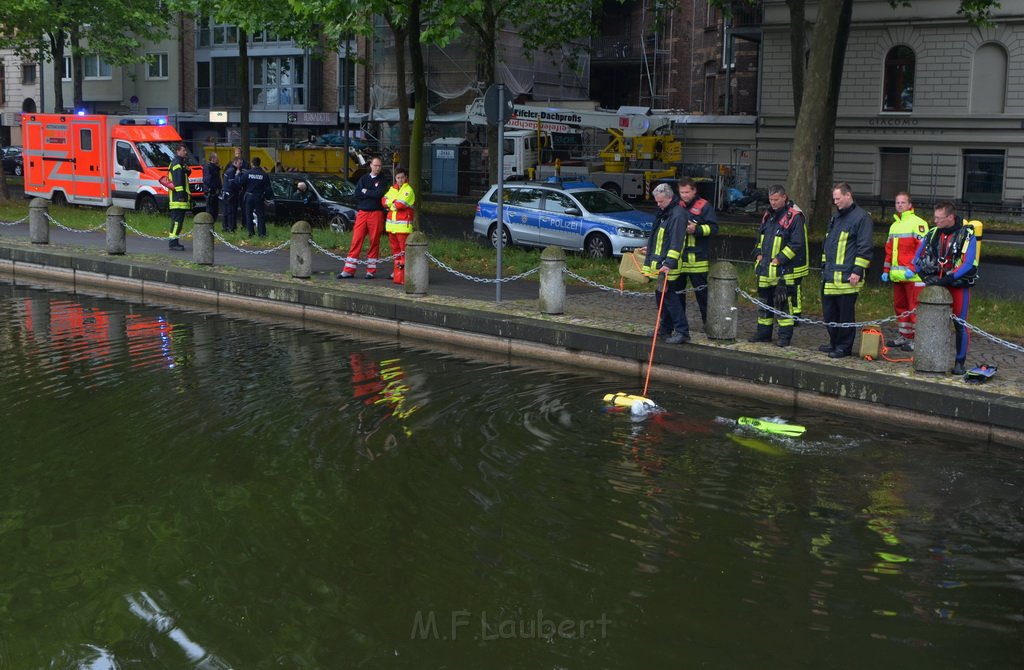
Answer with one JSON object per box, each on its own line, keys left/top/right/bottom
{"left": 473, "top": 180, "right": 653, "bottom": 258}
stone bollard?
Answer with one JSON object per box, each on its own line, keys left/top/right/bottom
{"left": 538, "top": 246, "right": 566, "bottom": 315}
{"left": 706, "top": 260, "right": 738, "bottom": 341}
{"left": 105, "top": 206, "right": 126, "bottom": 255}
{"left": 290, "top": 220, "right": 312, "bottom": 279}
{"left": 29, "top": 198, "right": 49, "bottom": 244}
{"left": 913, "top": 285, "right": 954, "bottom": 373}
{"left": 192, "top": 212, "right": 215, "bottom": 265}
{"left": 405, "top": 231, "right": 429, "bottom": 296}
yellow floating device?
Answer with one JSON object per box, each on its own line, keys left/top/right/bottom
{"left": 737, "top": 417, "right": 806, "bottom": 437}
{"left": 603, "top": 392, "right": 653, "bottom": 408}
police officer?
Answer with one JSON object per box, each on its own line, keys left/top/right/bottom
{"left": 676, "top": 178, "right": 718, "bottom": 327}
{"left": 167, "top": 144, "right": 190, "bottom": 250}
{"left": 221, "top": 157, "right": 242, "bottom": 233}
{"left": 238, "top": 156, "right": 271, "bottom": 237}
{"left": 202, "top": 152, "right": 222, "bottom": 223}
{"left": 748, "top": 184, "right": 808, "bottom": 347}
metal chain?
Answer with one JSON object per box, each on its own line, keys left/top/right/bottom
{"left": 0, "top": 215, "right": 28, "bottom": 226}
{"left": 426, "top": 251, "right": 538, "bottom": 283}
{"left": 309, "top": 238, "right": 401, "bottom": 264}
{"left": 736, "top": 287, "right": 913, "bottom": 328}
{"left": 123, "top": 220, "right": 175, "bottom": 241}
{"left": 46, "top": 213, "right": 105, "bottom": 234}
{"left": 211, "top": 230, "right": 290, "bottom": 255}
{"left": 951, "top": 314, "right": 1024, "bottom": 354}
{"left": 563, "top": 269, "right": 650, "bottom": 297}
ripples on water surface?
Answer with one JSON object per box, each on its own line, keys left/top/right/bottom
{"left": 0, "top": 283, "right": 1022, "bottom": 669}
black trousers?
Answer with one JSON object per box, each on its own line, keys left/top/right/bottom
{"left": 243, "top": 194, "right": 266, "bottom": 237}
{"left": 678, "top": 272, "right": 708, "bottom": 325}
{"left": 822, "top": 292, "right": 858, "bottom": 353}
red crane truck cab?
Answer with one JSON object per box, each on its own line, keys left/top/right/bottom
{"left": 21, "top": 113, "right": 205, "bottom": 213}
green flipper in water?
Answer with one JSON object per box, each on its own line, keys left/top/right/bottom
{"left": 737, "top": 417, "right": 806, "bottom": 437}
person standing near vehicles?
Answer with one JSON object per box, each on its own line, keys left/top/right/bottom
{"left": 202, "top": 152, "right": 221, "bottom": 224}
{"left": 820, "top": 182, "right": 873, "bottom": 359}
{"left": 338, "top": 157, "right": 388, "bottom": 279}
{"left": 881, "top": 192, "right": 929, "bottom": 351}
{"left": 676, "top": 178, "right": 718, "bottom": 328}
{"left": 238, "top": 156, "right": 271, "bottom": 237}
{"left": 640, "top": 182, "right": 690, "bottom": 344}
{"left": 383, "top": 167, "right": 415, "bottom": 285}
{"left": 167, "top": 144, "right": 190, "bottom": 251}
{"left": 221, "top": 157, "right": 242, "bottom": 233}
{"left": 911, "top": 202, "right": 978, "bottom": 375}
{"left": 748, "top": 184, "right": 808, "bottom": 348}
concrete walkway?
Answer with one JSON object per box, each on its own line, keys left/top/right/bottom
{"left": 1, "top": 214, "right": 1022, "bottom": 446}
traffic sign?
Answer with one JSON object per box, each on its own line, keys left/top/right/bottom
{"left": 483, "top": 85, "right": 514, "bottom": 126}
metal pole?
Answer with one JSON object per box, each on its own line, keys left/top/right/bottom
{"left": 342, "top": 37, "right": 351, "bottom": 179}
{"left": 723, "top": 20, "right": 732, "bottom": 115}
{"left": 496, "top": 83, "right": 505, "bottom": 303}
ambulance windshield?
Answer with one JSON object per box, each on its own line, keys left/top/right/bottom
{"left": 136, "top": 141, "right": 184, "bottom": 168}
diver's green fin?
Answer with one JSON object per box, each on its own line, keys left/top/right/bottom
{"left": 738, "top": 416, "right": 806, "bottom": 437}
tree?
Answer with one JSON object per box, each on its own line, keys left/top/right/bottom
{"left": 461, "top": 0, "right": 602, "bottom": 183}
{"left": 0, "top": 0, "right": 171, "bottom": 112}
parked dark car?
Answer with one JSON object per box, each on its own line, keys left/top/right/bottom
{"left": 267, "top": 172, "right": 357, "bottom": 232}
{"left": 1, "top": 147, "right": 23, "bottom": 177}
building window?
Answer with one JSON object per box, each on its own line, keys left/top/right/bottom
{"left": 212, "top": 57, "right": 241, "bottom": 107}
{"left": 970, "top": 43, "right": 1007, "bottom": 114}
{"left": 706, "top": 2, "right": 718, "bottom": 27}
{"left": 197, "top": 61, "right": 211, "bottom": 108}
{"left": 62, "top": 56, "right": 72, "bottom": 81}
{"left": 252, "top": 56, "right": 305, "bottom": 109}
{"left": 338, "top": 52, "right": 356, "bottom": 107}
{"left": 213, "top": 23, "right": 238, "bottom": 45}
{"left": 84, "top": 55, "right": 112, "bottom": 80}
{"left": 879, "top": 148, "right": 910, "bottom": 200}
{"left": 147, "top": 53, "right": 169, "bottom": 80}
{"left": 22, "top": 63, "right": 37, "bottom": 85}
{"left": 882, "top": 45, "right": 914, "bottom": 112}
{"left": 963, "top": 150, "right": 1004, "bottom": 204}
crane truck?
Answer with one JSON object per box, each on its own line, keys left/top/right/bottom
{"left": 466, "top": 98, "right": 681, "bottom": 198}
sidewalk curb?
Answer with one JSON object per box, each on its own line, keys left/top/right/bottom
{"left": 1, "top": 241, "right": 1022, "bottom": 447}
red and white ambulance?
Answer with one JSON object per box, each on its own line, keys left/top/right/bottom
{"left": 21, "top": 113, "right": 205, "bottom": 213}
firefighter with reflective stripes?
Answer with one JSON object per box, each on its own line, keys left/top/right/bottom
{"left": 676, "top": 178, "right": 718, "bottom": 327}
{"left": 748, "top": 184, "right": 808, "bottom": 348}
{"left": 881, "top": 192, "right": 929, "bottom": 351}
{"left": 383, "top": 167, "right": 415, "bottom": 285}
{"left": 640, "top": 182, "right": 690, "bottom": 344}
{"left": 167, "top": 144, "right": 190, "bottom": 250}
{"left": 820, "top": 182, "right": 873, "bottom": 358}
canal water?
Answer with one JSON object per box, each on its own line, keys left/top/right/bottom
{"left": 1, "top": 283, "right": 1022, "bottom": 669}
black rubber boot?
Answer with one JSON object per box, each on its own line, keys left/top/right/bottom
{"left": 776, "top": 326, "right": 794, "bottom": 347}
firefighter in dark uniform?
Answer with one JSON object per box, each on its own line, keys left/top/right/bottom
{"left": 167, "top": 144, "right": 190, "bottom": 250}
{"left": 748, "top": 184, "right": 809, "bottom": 347}
{"left": 820, "top": 182, "right": 873, "bottom": 358}
{"left": 676, "top": 178, "right": 718, "bottom": 327}
{"left": 238, "top": 156, "right": 271, "bottom": 237}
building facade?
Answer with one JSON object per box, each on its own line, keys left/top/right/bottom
{"left": 591, "top": 0, "right": 760, "bottom": 114}
{"left": 756, "top": 0, "right": 1024, "bottom": 207}
{"left": 0, "top": 51, "right": 42, "bottom": 146}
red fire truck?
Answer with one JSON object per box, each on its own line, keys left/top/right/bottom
{"left": 21, "top": 113, "right": 205, "bottom": 213}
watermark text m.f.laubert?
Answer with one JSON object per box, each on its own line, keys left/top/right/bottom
{"left": 410, "top": 609, "right": 611, "bottom": 641}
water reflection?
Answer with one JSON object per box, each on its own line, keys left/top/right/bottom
{"left": 1, "top": 283, "right": 1023, "bottom": 669}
